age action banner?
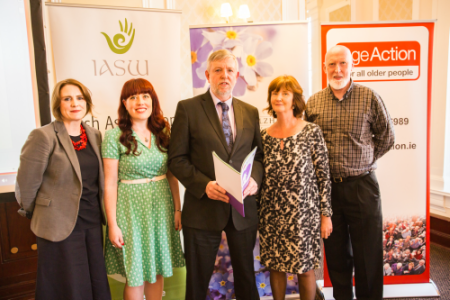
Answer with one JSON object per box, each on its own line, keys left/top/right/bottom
{"left": 321, "top": 22, "right": 434, "bottom": 287}
{"left": 189, "top": 22, "right": 310, "bottom": 299}
{"left": 46, "top": 3, "right": 181, "bottom": 136}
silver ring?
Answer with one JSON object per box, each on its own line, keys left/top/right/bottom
{"left": 112, "top": 245, "right": 116, "bottom": 248}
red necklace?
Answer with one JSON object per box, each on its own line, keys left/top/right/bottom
{"left": 71, "top": 124, "right": 87, "bottom": 151}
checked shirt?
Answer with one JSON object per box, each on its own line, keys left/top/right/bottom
{"left": 305, "top": 81, "right": 395, "bottom": 178}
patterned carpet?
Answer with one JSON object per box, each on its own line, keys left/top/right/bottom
{"left": 315, "top": 243, "right": 450, "bottom": 299}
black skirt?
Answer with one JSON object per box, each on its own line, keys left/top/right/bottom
{"left": 36, "top": 225, "right": 111, "bottom": 300}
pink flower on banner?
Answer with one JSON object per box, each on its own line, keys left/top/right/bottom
{"left": 241, "top": 38, "right": 274, "bottom": 87}
{"left": 190, "top": 29, "right": 213, "bottom": 88}
{"left": 232, "top": 59, "right": 247, "bottom": 97}
{"left": 202, "top": 27, "right": 260, "bottom": 50}
{"left": 286, "top": 274, "right": 299, "bottom": 294}
{"left": 256, "top": 271, "right": 272, "bottom": 296}
{"left": 209, "top": 272, "right": 234, "bottom": 296}
{"left": 227, "top": 269, "right": 234, "bottom": 283}
{"left": 253, "top": 237, "right": 264, "bottom": 271}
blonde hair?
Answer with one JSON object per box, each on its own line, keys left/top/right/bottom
{"left": 51, "top": 79, "right": 93, "bottom": 121}
{"left": 206, "top": 49, "right": 238, "bottom": 72}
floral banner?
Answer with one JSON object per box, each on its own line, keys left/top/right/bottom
{"left": 206, "top": 233, "right": 299, "bottom": 299}
{"left": 190, "top": 22, "right": 309, "bottom": 300}
{"left": 190, "top": 22, "right": 310, "bottom": 130}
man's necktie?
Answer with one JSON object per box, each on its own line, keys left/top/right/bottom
{"left": 218, "top": 102, "right": 233, "bottom": 152}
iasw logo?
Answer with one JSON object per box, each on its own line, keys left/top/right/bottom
{"left": 101, "top": 18, "right": 135, "bottom": 54}
{"left": 94, "top": 18, "right": 147, "bottom": 76}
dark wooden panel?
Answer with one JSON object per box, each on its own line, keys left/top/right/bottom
{"left": 3, "top": 295, "right": 34, "bottom": 300}
{"left": 0, "top": 273, "right": 36, "bottom": 289}
{"left": 0, "top": 202, "right": 38, "bottom": 263}
{"left": 430, "top": 214, "right": 450, "bottom": 249}
{"left": 0, "top": 193, "right": 16, "bottom": 204}
{"left": 0, "top": 203, "right": 37, "bottom": 262}
{"left": 0, "top": 201, "right": 37, "bottom": 299}
{"left": 0, "top": 280, "right": 35, "bottom": 300}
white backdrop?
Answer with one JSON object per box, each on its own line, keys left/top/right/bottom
{"left": 46, "top": 2, "right": 183, "bottom": 286}
{"left": 46, "top": 3, "right": 181, "bottom": 135}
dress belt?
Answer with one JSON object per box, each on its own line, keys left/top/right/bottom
{"left": 332, "top": 171, "right": 371, "bottom": 183}
{"left": 121, "top": 174, "right": 166, "bottom": 184}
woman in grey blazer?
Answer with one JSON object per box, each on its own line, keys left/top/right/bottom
{"left": 15, "top": 79, "right": 111, "bottom": 300}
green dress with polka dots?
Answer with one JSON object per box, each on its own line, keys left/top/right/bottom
{"left": 102, "top": 127, "right": 185, "bottom": 287}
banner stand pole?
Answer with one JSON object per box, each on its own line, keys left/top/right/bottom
{"left": 316, "top": 280, "right": 440, "bottom": 299}
{"left": 316, "top": 281, "right": 326, "bottom": 300}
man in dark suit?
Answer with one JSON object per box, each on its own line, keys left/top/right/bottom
{"left": 412, "top": 259, "right": 426, "bottom": 274}
{"left": 168, "top": 49, "right": 263, "bottom": 300}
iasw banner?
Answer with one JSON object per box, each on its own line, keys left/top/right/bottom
{"left": 46, "top": 3, "right": 181, "bottom": 135}
{"left": 45, "top": 3, "right": 183, "bottom": 298}
{"left": 189, "top": 22, "right": 310, "bottom": 299}
{"left": 320, "top": 22, "right": 436, "bottom": 297}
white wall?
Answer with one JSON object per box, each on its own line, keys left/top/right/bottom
{"left": 429, "top": 0, "right": 450, "bottom": 218}
{"left": 55, "top": 0, "right": 143, "bottom": 7}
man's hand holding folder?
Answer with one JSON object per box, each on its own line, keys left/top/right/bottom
{"left": 205, "top": 181, "right": 229, "bottom": 203}
{"left": 212, "top": 147, "right": 258, "bottom": 217}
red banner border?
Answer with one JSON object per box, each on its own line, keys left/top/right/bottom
{"left": 320, "top": 22, "right": 434, "bottom": 286}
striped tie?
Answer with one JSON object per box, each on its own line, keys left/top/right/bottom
{"left": 218, "top": 102, "right": 233, "bottom": 152}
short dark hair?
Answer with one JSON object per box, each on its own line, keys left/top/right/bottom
{"left": 264, "top": 75, "right": 305, "bottom": 118}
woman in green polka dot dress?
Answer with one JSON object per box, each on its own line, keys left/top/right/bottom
{"left": 102, "top": 78, "right": 185, "bottom": 299}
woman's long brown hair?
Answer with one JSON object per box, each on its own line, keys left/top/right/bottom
{"left": 118, "top": 78, "right": 170, "bottom": 155}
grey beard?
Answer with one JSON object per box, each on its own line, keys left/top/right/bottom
{"left": 329, "top": 78, "right": 349, "bottom": 90}
{"left": 213, "top": 87, "right": 232, "bottom": 98}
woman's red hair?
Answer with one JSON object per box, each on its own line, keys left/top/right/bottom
{"left": 118, "top": 78, "right": 170, "bottom": 155}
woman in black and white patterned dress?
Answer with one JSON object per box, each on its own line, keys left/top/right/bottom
{"left": 258, "top": 75, "right": 333, "bottom": 300}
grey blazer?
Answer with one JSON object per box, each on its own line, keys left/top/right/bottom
{"left": 15, "top": 121, "right": 106, "bottom": 242}
{"left": 168, "top": 91, "right": 264, "bottom": 231}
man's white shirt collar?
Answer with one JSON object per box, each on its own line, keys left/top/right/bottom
{"left": 210, "top": 89, "right": 233, "bottom": 107}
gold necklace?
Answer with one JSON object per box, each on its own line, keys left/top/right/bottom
{"left": 133, "top": 128, "right": 150, "bottom": 143}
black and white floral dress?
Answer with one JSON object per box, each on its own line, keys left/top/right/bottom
{"left": 258, "top": 123, "right": 332, "bottom": 274}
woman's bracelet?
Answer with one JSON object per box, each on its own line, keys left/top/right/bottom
{"left": 175, "top": 209, "right": 182, "bottom": 213}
